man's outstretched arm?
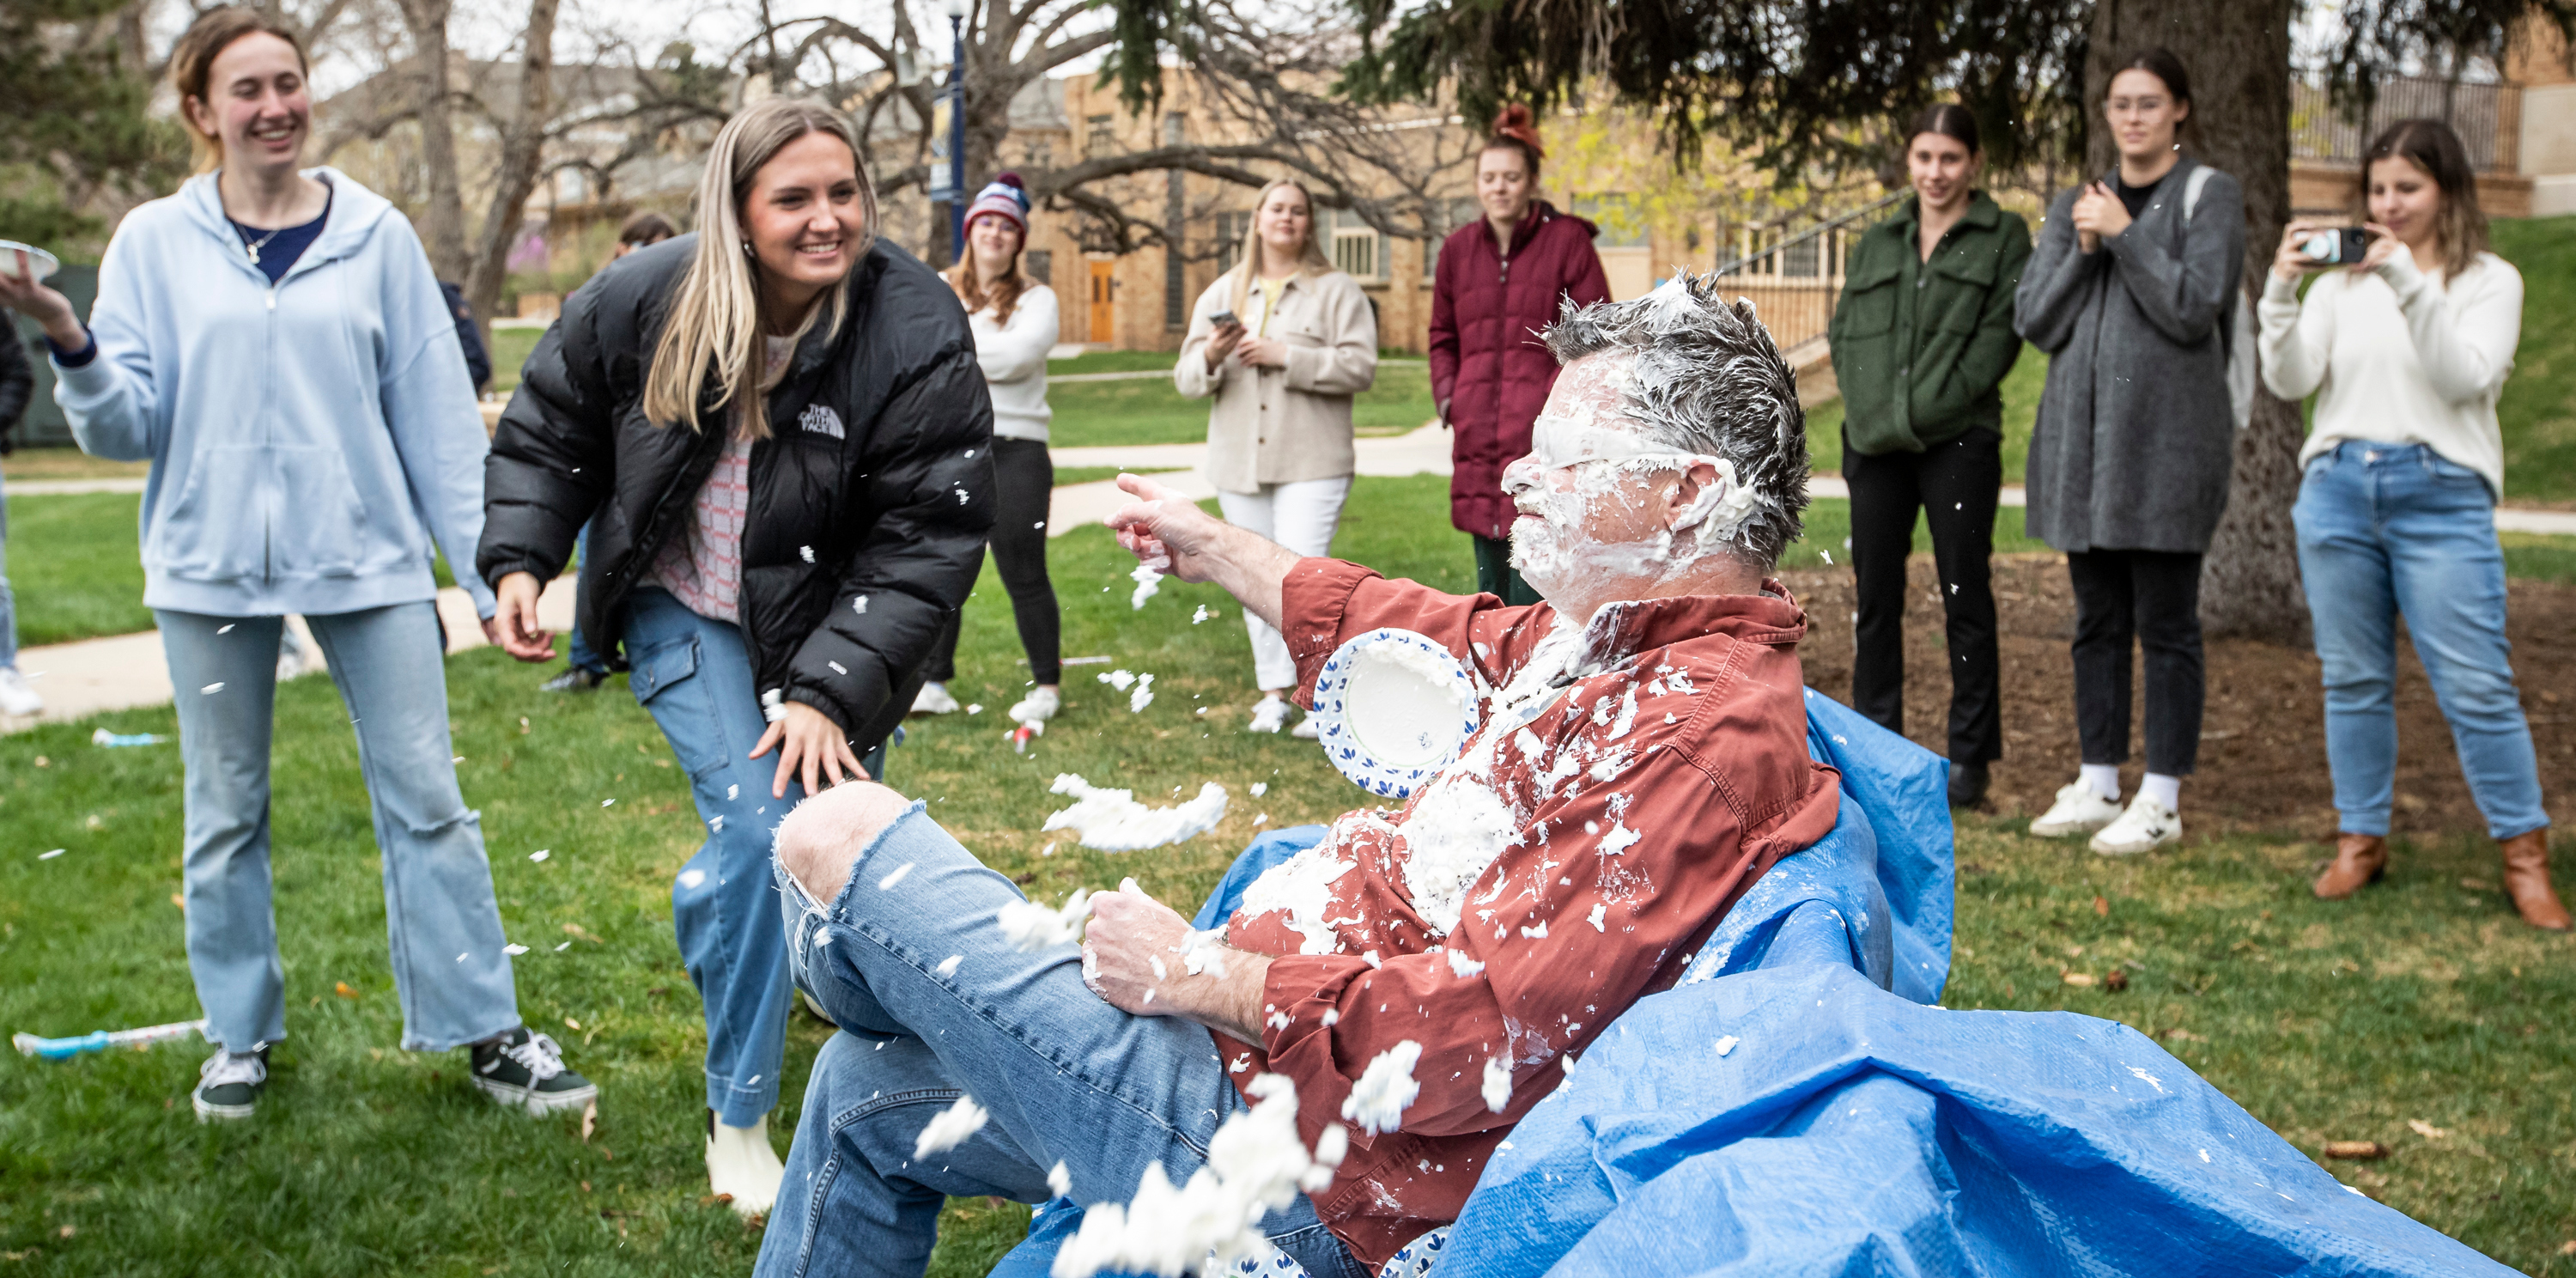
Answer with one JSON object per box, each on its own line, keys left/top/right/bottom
{"left": 1104, "top": 473, "right": 1300, "bottom": 630}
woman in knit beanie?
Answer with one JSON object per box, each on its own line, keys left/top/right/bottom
{"left": 916, "top": 173, "right": 1066, "bottom": 727}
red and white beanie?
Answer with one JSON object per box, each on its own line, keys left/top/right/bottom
{"left": 965, "top": 173, "right": 1030, "bottom": 235}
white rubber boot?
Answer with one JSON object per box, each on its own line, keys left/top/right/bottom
{"left": 707, "top": 1111, "right": 786, "bottom": 1217}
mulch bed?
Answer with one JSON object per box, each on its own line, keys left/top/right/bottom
{"left": 1781, "top": 556, "right": 2576, "bottom": 841}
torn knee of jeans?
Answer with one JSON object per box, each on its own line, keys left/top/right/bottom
{"left": 773, "top": 782, "right": 914, "bottom": 905}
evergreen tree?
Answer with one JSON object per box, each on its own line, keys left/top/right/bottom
{"left": 0, "top": 0, "right": 183, "bottom": 251}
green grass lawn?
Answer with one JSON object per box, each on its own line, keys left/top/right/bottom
{"left": 1045, "top": 362, "right": 1434, "bottom": 448}
{"left": 2496, "top": 216, "right": 2576, "bottom": 506}
{"left": 3, "top": 492, "right": 151, "bottom": 646}
{"left": 3, "top": 472, "right": 2572, "bottom": 1274}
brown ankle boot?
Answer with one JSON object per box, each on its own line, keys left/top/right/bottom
{"left": 2499, "top": 830, "right": 2573, "bottom": 932}
{"left": 2312, "top": 833, "right": 2388, "bottom": 900}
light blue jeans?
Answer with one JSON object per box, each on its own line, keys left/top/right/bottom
{"left": 754, "top": 804, "right": 1367, "bottom": 1278}
{"left": 2294, "top": 441, "right": 2549, "bottom": 840}
{"left": 1, "top": 467, "right": 19, "bottom": 669}
{"left": 160, "top": 603, "right": 519, "bottom": 1052}
{"left": 623, "top": 587, "right": 805, "bottom": 1126}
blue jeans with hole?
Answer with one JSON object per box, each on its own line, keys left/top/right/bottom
{"left": 2294, "top": 441, "right": 2549, "bottom": 840}
{"left": 160, "top": 602, "right": 519, "bottom": 1052}
{"left": 623, "top": 587, "right": 806, "bottom": 1124}
{"left": 753, "top": 803, "right": 1369, "bottom": 1278}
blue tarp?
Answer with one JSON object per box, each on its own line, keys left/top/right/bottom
{"left": 999, "top": 691, "right": 2512, "bottom": 1276}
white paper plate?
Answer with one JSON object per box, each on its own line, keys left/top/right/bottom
{"left": 0, "top": 241, "right": 60, "bottom": 282}
{"left": 1309, "top": 628, "right": 1481, "bottom": 800}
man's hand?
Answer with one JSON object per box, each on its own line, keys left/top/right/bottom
{"left": 1105, "top": 473, "right": 1235, "bottom": 583}
{"left": 1084, "top": 883, "right": 1270, "bottom": 1045}
{"left": 1106, "top": 472, "right": 1300, "bottom": 631}
{"left": 492, "top": 571, "right": 556, "bottom": 662}
{"left": 750, "top": 699, "right": 868, "bottom": 799}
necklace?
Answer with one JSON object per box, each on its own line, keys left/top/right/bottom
{"left": 235, "top": 221, "right": 285, "bottom": 265}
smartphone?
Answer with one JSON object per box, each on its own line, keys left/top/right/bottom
{"left": 1209, "top": 310, "right": 1240, "bottom": 330}
{"left": 2300, "top": 227, "right": 2374, "bottom": 265}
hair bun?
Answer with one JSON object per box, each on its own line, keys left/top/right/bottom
{"left": 1489, "top": 104, "right": 1545, "bottom": 158}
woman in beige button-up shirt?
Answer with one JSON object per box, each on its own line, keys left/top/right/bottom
{"left": 1176, "top": 178, "right": 1378, "bottom": 735}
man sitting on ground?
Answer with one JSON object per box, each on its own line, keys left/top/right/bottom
{"left": 753, "top": 276, "right": 1840, "bottom": 1278}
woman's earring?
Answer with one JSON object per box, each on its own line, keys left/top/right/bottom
{"left": 743, "top": 240, "right": 756, "bottom": 256}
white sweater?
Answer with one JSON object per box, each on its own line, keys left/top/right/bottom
{"left": 2257, "top": 249, "right": 2522, "bottom": 496}
{"left": 969, "top": 283, "right": 1059, "bottom": 442}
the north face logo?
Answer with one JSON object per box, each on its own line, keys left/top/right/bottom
{"left": 799, "top": 405, "right": 845, "bottom": 439}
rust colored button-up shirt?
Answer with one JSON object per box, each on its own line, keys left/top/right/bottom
{"left": 1218, "top": 558, "right": 1841, "bottom": 1269}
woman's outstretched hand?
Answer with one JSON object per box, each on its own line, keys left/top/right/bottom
{"left": 492, "top": 571, "right": 556, "bottom": 662}
{"left": 751, "top": 699, "right": 868, "bottom": 799}
{"left": 0, "top": 250, "right": 86, "bottom": 348}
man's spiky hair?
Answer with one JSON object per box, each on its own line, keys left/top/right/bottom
{"left": 1540, "top": 273, "right": 1808, "bottom": 569}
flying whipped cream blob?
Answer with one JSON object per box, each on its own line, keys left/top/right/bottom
{"left": 914, "top": 1094, "right": 989, "bottom": 1159}
{"left": 1043, "top": 775, "right": 1228, "bottom": 851}
{"left": 1340, "top": 1040, "right": 1425, "bottom": 1136}
{"left": 1051, "top": 1073, "right": 1347, "bottom": 1278}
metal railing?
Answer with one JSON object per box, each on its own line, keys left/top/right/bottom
{"left": 1710, "top": 191, "right": 1907, "bottom": 360}
{"left": 2290, "top": 75, "right": 2519, "bottom": 173}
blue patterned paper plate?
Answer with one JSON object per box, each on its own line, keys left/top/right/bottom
{"left": 1309, "top": 628, "right": 1480, "bottom": 800}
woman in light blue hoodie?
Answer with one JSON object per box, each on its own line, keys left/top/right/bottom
{"left": 0, "top": 7, "right": 592, "bottom": 1123}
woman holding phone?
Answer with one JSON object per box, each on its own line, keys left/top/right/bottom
{"left": 2014, "top": 46, "right": 2243, "bottom": 856}
{"left": 480, "top": 97, "right": 994, "bottom": 1211}
{"left": 2259, "top": 120, "right": 2563, "bottom": 929}
{"left": 1827, "top": 103, "right": 2031, "bottom": 808}
{"left": 1176, "top": 178, "right": 1376, "bottom": 735}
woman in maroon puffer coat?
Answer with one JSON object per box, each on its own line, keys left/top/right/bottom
{"left": 1429, "top": 105, "right": 1612, "bottom": 604}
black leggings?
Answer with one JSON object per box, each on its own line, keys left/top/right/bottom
{"left": 927, "top": 436, "right": 1061, "bottom": 685}
{"left": 1846, "top": 429, "right": 2002, "bottom": 763}
{"left": 2066, "top": 547, "right": 2205, "bottom": 776}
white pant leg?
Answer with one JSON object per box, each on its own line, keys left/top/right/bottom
{"left": 1219, "top": 478, "right": 1352, "bottom": 692}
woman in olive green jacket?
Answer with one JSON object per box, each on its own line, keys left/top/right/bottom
{"left": 1826, "top": 105, "right": 2032, "bottom": 807}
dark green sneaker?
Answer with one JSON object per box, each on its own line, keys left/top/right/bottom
{"left": 470, "top": 1027, "right": 597, "bottom": 1115}
{"left": 192, "top": 1044, "right": 269, "bottom": 1123}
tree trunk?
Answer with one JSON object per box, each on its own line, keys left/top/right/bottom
{"left": 2087, "top": 0, "right": 2307, "bottom": 644}
{"left": 395, "top": 0, "right": 468, "bottom": 281}
{"left": 461, "top": 0, "right": 560, "bottom": 358}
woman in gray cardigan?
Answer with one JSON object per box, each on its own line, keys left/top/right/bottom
{"left": 2014, "top": 46, "right": 2244, "bottom": 856}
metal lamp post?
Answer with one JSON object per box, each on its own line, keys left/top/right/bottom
{"left": 943, "top": 0, "right": 968, "bottom": 262}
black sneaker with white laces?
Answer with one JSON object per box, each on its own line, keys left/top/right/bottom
{"left": 192, "top": 1044, "right": 270, "bottom": 1122}
{"left": 470, "top": 1027, "right": 597, "bottom": 1115}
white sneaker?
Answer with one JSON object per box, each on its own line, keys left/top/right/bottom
{"left": 1248, "top": 697, "right": 1289, "bottom": 733}
{"left": 1289, "top": 713, "right": 1321, "bottom": 739}
{"left": 1006, "top": 686, "right": 1060, "bottom": 725}
{"left": 0, "top": 667, "right": 42, "bottom": 716}
{"left": 2090, "top": 794, "right": 2182, "bottom": 855}
{"left": 2030, "top": 781, "right": 2123, "bottom": 838}
{"left": 910, "top": 682, "right": 960, "bottom": 715}
{"left": 707, "top": 1111, "right": 786, "bottom": 1218}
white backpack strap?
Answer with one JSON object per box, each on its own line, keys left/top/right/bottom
{"left": 2183, "top": 164, "right": 2215, "bottom": 226}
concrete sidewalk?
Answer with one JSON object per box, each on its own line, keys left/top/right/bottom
{"left": 1, "top": 575, "right": 578, "bottom": 735}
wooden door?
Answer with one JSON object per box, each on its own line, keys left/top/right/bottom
{"left": 1088, "top": 260, "right": 1115, "bottom": 343}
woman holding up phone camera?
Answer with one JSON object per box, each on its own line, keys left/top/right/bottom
{"left": 1176, "top": 178, "right": 1376, "bottom": 736}
{"left": 2259, "top": 119, "right": 2565, "bottom": 930}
